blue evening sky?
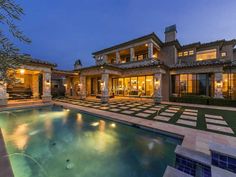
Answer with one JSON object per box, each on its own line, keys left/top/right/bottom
{"left": 13, "top": 0, "right": 236, "bottom": 70}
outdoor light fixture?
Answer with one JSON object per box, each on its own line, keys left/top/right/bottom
{"left": 145, "top": 43, "right": 148, "bottom": 47}
{"left": 216, "top": 82, "right": 222, "bottom": 88}
{"left": 91, "top": 122, "right": 99, "bottom": 126}
{"left": 20, "top": 69, "right": 25, "bottom": 75}
{"left": 100, "top": 81, "right": 105, "bottom": 91}
{"left": 110, "top": 123, "right": 116, "bottom": 128}
{"left": 46, "top": 79, "right": 50, "bottom": 86}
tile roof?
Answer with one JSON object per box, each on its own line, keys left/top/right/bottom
{"left": 170, "top": 60, "right": 231, "bottom": 69}
{"left": 92, "top": 33, "right": 163, "bottom": 55}
{"left": 26, "top": 58, "right": 57, "bottom": 67}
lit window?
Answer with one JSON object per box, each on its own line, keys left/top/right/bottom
{"left": 221, "top": 52, "right": 227, "bottom": 57}
{"left": 184, "top": 51, "right": 188, "bottom": 56}
{"left": 189, "top": 50, "right": 194, "bottom": 55}
{"left": 178, "top": 52, "right": 183, "bottom": 57}
{"left": 196, "top": 49, "right": 217, "bottom": 61}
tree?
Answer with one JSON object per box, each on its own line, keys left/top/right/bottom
{"left": 0, "top": 0, "right": 31, "bottom": 85}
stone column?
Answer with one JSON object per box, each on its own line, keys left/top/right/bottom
{"left": 148, "top": 42, "right": 154, "bottom": 58}
{"left": 32, "top": 74, "right": 39, "bottom": 99}
{"left": 0, "top": 83, "right": 7, "bottom": 106}
{"left": 103, "top": 55, "right": 108, "bottom": 64}
{"left": 64, "top": 77, "right": 71, "bottom": 96}
{"left": 130, "top": 47, "right": 135, "bottom": 61}
{"left": 101, "top": 73, "right": 109, "bottom": 103}
{"left": 42, "top": 72, "right": 52, "bottom": 102}
{"left": 153, "top": 73, "right": 162, "bottom": 104}
{"left": 214, "top": 73, "right": 223, "bottom": 98}
{"left": 116, "top": 51, "right": 120, "bottom": 64}
{"left": 79, "top": 75, "right": 86, "bottom": 99}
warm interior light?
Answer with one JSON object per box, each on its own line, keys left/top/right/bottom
{"left": 20, "top": 69, "right": 25, "bottom": 75}
{"left": 64, "top": 108, "right": 70, "bottom": 112}
{"left": 145, "top": 43, "right": 148, "bottom": 47}
{"left": 110, "top": 123, "right": 116, "bottom": 128}
{"left": 91, "top": 122, "right": 99, "bottom": 126}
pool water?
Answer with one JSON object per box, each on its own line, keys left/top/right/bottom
{"left": 0, "top": 106, "right": 182, "bottom": 177}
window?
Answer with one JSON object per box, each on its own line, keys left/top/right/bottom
{"left": 221, "top": 52, "right": 227, "bottom": 57}
{"left": 146, "top": 76, "right": 154, "bottom": 96}
{"left": 138, "top": 76, "right": 145, "bottom": 95}
{"left": 196, "top": 49, "right": 217, "bottom": 61}
{"left": 184, "top": 51, "right": 188, "bottom": 56}
{"left": 223, "top": 73, "right": 236, "bottom": 99}
{"left": 178, "top": 52, "right": 183, "bottom": 57}
{"left": 112, "top": 76, "right": 154, "bottom": 96}
{"left": 189, "top": 50, "right": 194, "bottom": 55}
{"left": 137, "top": 55, "right": 143, "bottom": 61}
{"left": 172, "top": 74, "right": 212, "bottom": 96}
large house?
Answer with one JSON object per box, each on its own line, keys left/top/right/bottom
{"left": 57, "top": 25, "right": 236, "bottom": 103}
{"left": 1, "top": 24, "right": 236, "bottom": 106}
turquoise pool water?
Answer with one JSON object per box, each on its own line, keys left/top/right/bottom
{"left": 0, "top": 106, "right": 182, "bottom": 177}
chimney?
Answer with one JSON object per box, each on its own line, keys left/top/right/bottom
{"left": 165, "top": 25, "right": 177, "bottom": 42}
{"left": 74, "top": 59, "right": 82, "bottom": 70}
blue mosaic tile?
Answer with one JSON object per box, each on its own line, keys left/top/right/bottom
{"left": 175, "top": 155, "right": 211, "bottom": 177}
{"left": 211, "top": 151, "right": 236, "bottom": 174}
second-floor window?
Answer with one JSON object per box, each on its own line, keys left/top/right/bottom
{"left": 196, "top": 49, "right": 217, "bottom": 61}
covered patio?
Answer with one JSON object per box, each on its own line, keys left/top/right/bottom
{"left": 0, "top": 58, "right": 55, "bottom": 106}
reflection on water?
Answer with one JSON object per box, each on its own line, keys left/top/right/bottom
{"left": 44, "top": 116, "right": 53, "bottom": 139}
{"left": 0, "top": 106, "right": 182, "bottom": 177}
{"left": 3, "top": 123, "right": 30, "bottom": 150}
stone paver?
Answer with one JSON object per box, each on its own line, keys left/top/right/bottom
{"left": 120, "top": 106, "right": 129, "bottom": 109}
{"left": 180, "top": 115, "right": 197, "bottom": 121}
{"left": 110, "top": 105, "right": 118, "bottom": 108}
{"left": 137, "top": 106, "right": 148, "bottom": 109}
{"left": 154, "top": 115, "right": 170, "bottom": 121}
{"left": 185, "top": 109, "right": 198, "bottom": 113}
{"left": 169, "top": 107, "right": 180, "bottom": 110}
{"left": 205, "top": 114, "right": 223, "bottom": 120}
{"left": 165, "top": 109, "right": 178, "bottom": 113}
{"left": 160, "top": 112, "right": 175, "bottom": 117}
{"left": 207, "top": 124, "right": 234, "bottom": 134}
{"left": 205, "top": 118, "right": 228, "bottom": 125}
{"left": 100, "top": 106, "right": 109, "bottom": 110}
{"left": 121, "top": 110, "right": 135, "bottom": 114}
{"left": 110, "top": 108, "right": 121, "bottom": 112}
{"left": 130, "top": 108, "right": 141, "bottom": 111}
{"left": 183, "top": 112, "right": 197, "bottom": 116}
{"left": 135, "top": 113, "right": 151, "bottom": 118}
{"left": 177, "top": 119, "right": 196, "bottom": 127}
{"left": 143, "top": 110, "right": 156, "bottom": 114}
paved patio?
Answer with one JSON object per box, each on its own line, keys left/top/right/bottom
{"left": 54, "top": 98, "right": 236, "bottom": 136}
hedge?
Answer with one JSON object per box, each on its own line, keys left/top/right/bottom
{"left": 169, "top": 95, "right": 236, "bottom": 107}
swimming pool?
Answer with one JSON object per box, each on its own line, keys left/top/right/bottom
{"left": 0, "top": 105, "right": 182, "bottom": 177}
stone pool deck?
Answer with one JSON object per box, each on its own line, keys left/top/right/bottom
{"left": 53, "top": 100, "right": 236, "bottom": 156}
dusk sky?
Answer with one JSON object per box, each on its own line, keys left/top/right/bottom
{"left": 13, "top": 0, "right": 236, "bottom": 70}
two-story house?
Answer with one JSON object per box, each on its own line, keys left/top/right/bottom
{"left": 56, "top": 25, "right": 236, "bottom": 104}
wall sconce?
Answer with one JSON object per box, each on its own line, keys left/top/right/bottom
{"left": 154, "top": 79, "right": 160, "bottom": 89}
{"left": 100, "top": 81, "right": 105, "bottom": 91}
{"left": 216, "top": 81, "right": 222, "bottom": 88}
{"left": 20, "top": 69, "right": 25, "bottom": 75}
{"left": 46, "top": 80, "right": 51, "bottom": 86}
